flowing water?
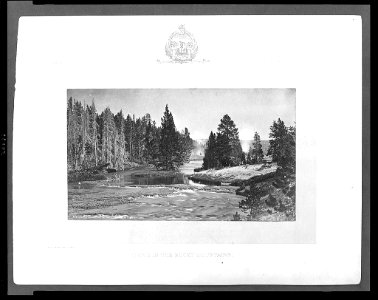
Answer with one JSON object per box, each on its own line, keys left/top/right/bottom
{"left": 68, "top": 160, "right": 245, "bottom": 221}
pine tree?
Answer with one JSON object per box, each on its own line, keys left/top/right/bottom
{"left": 97, "top": 113, "right": 104, "bottom": 164}
{"left": 67, "top": 97, "right": 73, "bottom": 132}
{"left": 144, "top": 120, "right": 154, "bottom": 162}
{"left": 268, "top": 118, "right": 296, "bottom": 172}
{"left": 88, "top": 100, "right": 98, "bottom": 167}
{"left": 101, "top": 107, "right": 116, "bottom": 166}
{"left": 288, "top": 125, "right": 296, "bottom": 172}
{"left": 246, "top": 151, "right": 252, "bottom": 165}
{"left": 114, "top": 110, "right": 127, "bottom": 170}
{"left": 203, "top": 131, "right": 217, "bottom": 170}
{"left": 216, "top": 114, "right": 243, "bottom": 167}
{"left": 159, "top": 105, "right": 178, "bottom": 170}
{"left": 150, "top": 124, "right": 161, "bottom": 164}
{"left": 134, "top": 118, "right": 143, "bottom": 162}
{"left": 175, "top": 128, "right": 194, "bottom": 166}
{"left": 67, "top": 97, "right": 75, "bottom": 170}
{"left": 72, "top": 100, "right": 83, "bottom": 170}
{"left": 81, "top": 101, "right": 91, "bottom": 169}
{"left": 249, "top": 132, "right": 264, "bottom": 164}
{"left": 124, "top": 114, "right": 134, "bottom": 162}
{"left": 214, "top": 132, "right": 232, "bottom": 167}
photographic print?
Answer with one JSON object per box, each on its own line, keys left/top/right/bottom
{"left": 67, "top": 89, "right": 296, "bottom": 221}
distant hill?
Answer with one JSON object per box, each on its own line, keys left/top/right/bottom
{"left": 241, "top": 140, "right": 270, "bottom": 155}
{"left": 191, "top": 139, "right": 270, "bottom": 158}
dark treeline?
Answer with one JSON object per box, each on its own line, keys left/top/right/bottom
{"left": 202, "top": 114, "right": 244, "bottom": 169}
{"left": 202, "top": 115, "right": 296, "bottom": 172}
{"left": 67, "top": 97, "right": 194, "bottom": 171}
{"left": 267, "top": 118, "right": 296, "bottom": 172}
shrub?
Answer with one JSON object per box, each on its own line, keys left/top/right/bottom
{"left": 68, "top": 171, "right": 107, "bottom": 183}
{"left": 232, "top": 212, "right": 241, "bottom": 221}
{"left": 238, "top": 185, "right": 266, "bottom": 217}
{"left": 265, "top": 194, "right": 277, "bottom": 207}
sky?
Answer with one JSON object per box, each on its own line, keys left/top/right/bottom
{"left": 67, "top": 89, "right": 295, "bottom": 143}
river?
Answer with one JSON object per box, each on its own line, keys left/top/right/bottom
{"left": 68, "top": 160, "right": 245, "bottom": 221}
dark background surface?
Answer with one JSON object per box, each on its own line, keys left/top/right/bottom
{"left": 6, "top": 2, "right": 370, "bottom": 294}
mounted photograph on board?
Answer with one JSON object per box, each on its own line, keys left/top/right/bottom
{"left": 67, "top": 88, "right": 296, "bottom": 221}
{"left": 11, "top": 9, "right": 365, "bottom": 288}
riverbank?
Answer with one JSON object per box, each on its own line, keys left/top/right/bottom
{"left": 188, "top": 163, "right": 278, "bottom": 186}
{"left": 187, "top": 163, "right": 295, "bottom": 222}
{"left": 234, "top": 168, "right": 296, "bottom": 221}
{"left": 67, "top": 170, "right": 107, "bottom": 183}
{"left": 67, "top": 163, "right": 184, "bottom": 183}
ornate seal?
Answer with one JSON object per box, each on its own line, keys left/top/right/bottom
{"left": 165, "top": 25, "right": 198, "bottom": 63}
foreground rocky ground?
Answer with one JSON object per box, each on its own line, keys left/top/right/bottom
{"left": 233, "top": 168, "right": 296, "bottom": 221}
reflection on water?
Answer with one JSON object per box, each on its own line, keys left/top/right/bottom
{"left": 115, "top": 160, "right": 203, "bottom": 186}
{"left": 179, "top": 160, "right": 203, "bottom": 175}
{"left": 70, "top": 160, "right": 204, "bottom": 189}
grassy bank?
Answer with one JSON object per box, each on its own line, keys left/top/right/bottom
{"left": 188, "top": 163, "right": 278, "bottom": 185}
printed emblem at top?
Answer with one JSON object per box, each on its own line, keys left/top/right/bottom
{"left": 165, "top": 25, "right": 198, "bottom": 63}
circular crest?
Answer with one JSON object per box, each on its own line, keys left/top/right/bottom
{"left": 165, "top": 25, "right": 198, "bottom": 62}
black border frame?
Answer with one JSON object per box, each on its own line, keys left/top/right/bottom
{"left": 6, "top": 2, "right": 370, "bottom": 294}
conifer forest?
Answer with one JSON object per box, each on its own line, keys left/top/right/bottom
{"left": 67, "top": 98, "right": 194, "bottom": 172}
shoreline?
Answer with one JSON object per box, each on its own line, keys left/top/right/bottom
{"left": 188, "top": 163, "right": 278, "bottom": 186}
{"left": 68, "top": 164, "right": 184, "bottom": 183}
{"left": 68, "top": 162, "right": 278, "bottom": 187}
